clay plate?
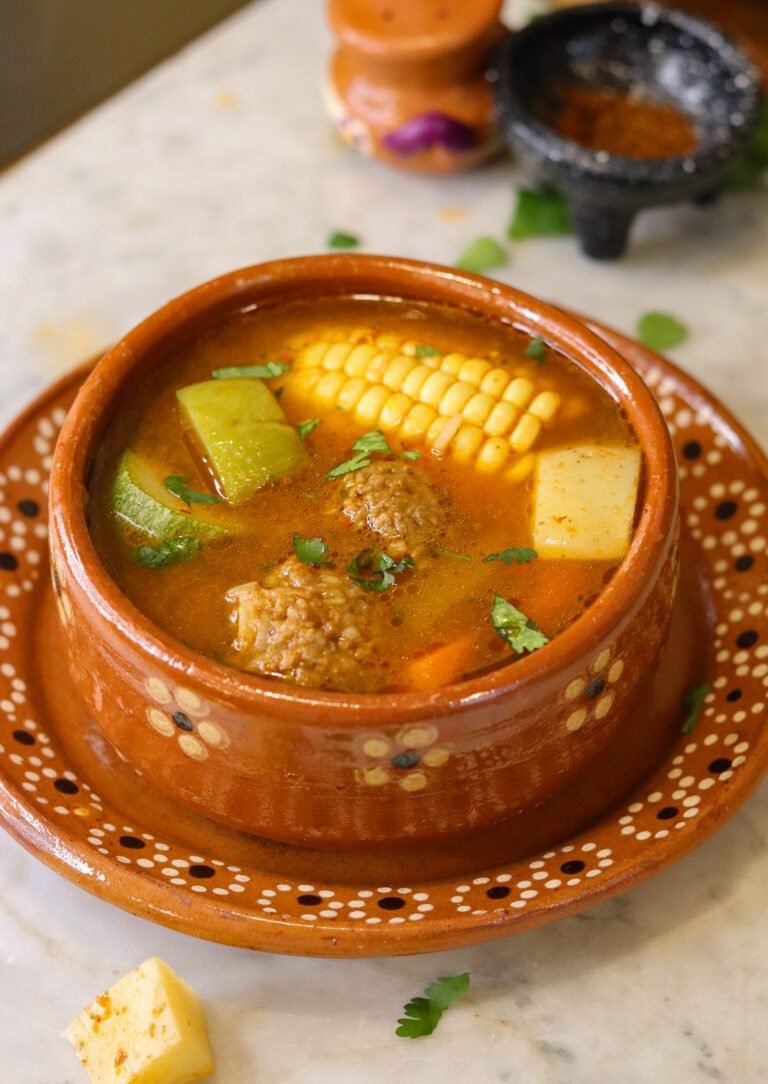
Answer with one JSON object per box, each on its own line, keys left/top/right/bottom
{"left": 0, "top": 327, "right": 766, "bottom": 957}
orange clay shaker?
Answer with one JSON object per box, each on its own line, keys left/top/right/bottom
{"left": 325, "top": 0, "right": 504, "bottom": 172}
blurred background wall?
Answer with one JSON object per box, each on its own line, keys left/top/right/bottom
{"left": 0, "top": 0, "right": 251, "bottom": 169}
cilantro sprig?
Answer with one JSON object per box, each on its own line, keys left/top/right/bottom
{"left": 396, "top": 973, "right": 471, "bottom": 1039}
{"left": 681, "top": 683, "right": 710, "bottom": 734}
{"left": 483, "top": 547, "right": 537, "bottom": 566}
{"left": 133, "top": 536, "right": 201, "bottom": 568}
{"left": 456, "top": 236, "right": 507, "bottom": 274}
{"left": 293, "top": 533, "right": 331, "bottom": 566}
{"left": 414, "top": 344, "right": 440, "bottom": 358}
{"left": 326, "top": 429, "right": 391, "bottom": 479}
{"left": 524, "top": 336, "right": 546, "bottom": 362}
{"left": 348, "top": 549, "right": 414, "bottom": 592}
{"left": 491, "top": 594, "right": 548, "bottom": 654}
{"left": 327, "top": 229, "right": 360, "bottom": 250}
{"left": 211, "top": 360, "right": 290, "bottom": 380}
{"left": 164, "top": 474, "right": 221, "bottom": 506}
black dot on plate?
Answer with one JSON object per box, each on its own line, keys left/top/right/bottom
{"left": 54, "top": 778, "right": 79, "bottom": 795}
{"left": 708, "top": 758, "right": 732, "bottom": 774}
{"left": 172, "top": 711, "right": 195, "bottom": 732}
{"left": 734, "top": 555, "right": 754, "bottom": 573}
{"left": 486, "top": 885, "right": 511, "bottom": 900}
{"left": 657, "top": 806, "right": 678, "bottom": 820}
{"left": 297, "top": 893, "right": 322, "bottom": 906}
{"left": 189, "top": 864, "right": 215, "bottom": 879}
{"left": 736, "top": 630, "right": 758, "bottom": 649}
{"left": 16, "top": 499, "right": 39, "bottom": 518}
{"left": 560, "top": 859, "right": 585, "bottom": 874}
{"left": 585, "top": 677, "right": 605, "bottom": 699}
{"left": 391, "top": 750, "right": 420, "bottom": 770}
{"left": 378, "top": 896, "right": 406, "bottom": 910}
{"left": 0, "top": 552, "right": 18, "bottom": 571}
{"left": 726, "top": 688, "right": 743, "bottom": 703}
{"left": 119, "top": 835, "right": 145, "bottom": 849}
{"left": 12, "top": 729, "right": 34, "bottom": 746}
{"left": 715, "top": 500, "right": 738, "bottom": 520}
{"left": 681, "top": 441, "right": 702, "bottom": 460}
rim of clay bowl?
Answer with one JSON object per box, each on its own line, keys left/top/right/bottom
{"left": 50, "top": 254, "right": 677, "bottom": 725}
{"left": 490, "top": 2, "right": 762, "bottom": 187}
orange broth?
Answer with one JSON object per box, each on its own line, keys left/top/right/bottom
{"left": 88, "top": 297, "right": 639, "bottom": 693}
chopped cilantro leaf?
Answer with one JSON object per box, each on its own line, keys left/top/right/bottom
{"left": 482, "top": 547, "right": 537, "bottom": 565}
{"left": 348, "top": 549, "right": 414, "bottom": 592}
{"left": 352, "top": 429, "right": 391, "bottom": 455}
{"left": 636, "top": 312, "right": 688, "bottom": 352}
{"left": 133, "top": 536, "right": 201, "bottom": 568}
{"left": 211, "top": 360, "right": 290, "bottom": 380}
{"left": 681, "top": 683, "right": 710, "bottom": 734}
{"left": 297, "top": 418, "right": 321, "bottom": 441}
{"left": 414, "top": 344, "right": 441, "bottom": 358}
{"left": 491, "top": 593, "right": 549, "bottom": 654}
{"left": 524, "top": 336, "right": 546, "bottom": 362}
{"left": 326, "top": 452, "right": 371, "bottom": 480}
{"left": 508, "top": 187, "right": 571, "bottom": 240}
{"left": 399, "top": 450, "right": 422, "bottom": 460}
{"left": 326, "top": 430, "right": 392, "bottom": 479}
{"left": 164, "top": 474, "right": 221, "bottom": 505}
{"left": 456, "top": 235, "right": 508, "bottom": 274}
{"left": 293, "top": 532, "right": 331, "bottom": 566}
{"left": 396, "top": 973, "right": 470, "bottom": 1039}
{"left": 327, "top": 230, "right": 360, "bottom": 249}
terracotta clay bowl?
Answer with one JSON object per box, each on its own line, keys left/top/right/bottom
{"left": 48, "top": 255, "right": 678, "bottom": 849}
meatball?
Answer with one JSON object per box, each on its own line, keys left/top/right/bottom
{"left": 338, "top": 460, "right": 447, "bottom": 558}
{"left": 226, "top": 556, "right": 387, "bottom": 690}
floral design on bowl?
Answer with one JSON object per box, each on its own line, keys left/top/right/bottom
{"left": 358, "top": 724, "right": 451, "bottom": 792}
{"left": 144, "top": 678, "right": 229, "bottom": 762}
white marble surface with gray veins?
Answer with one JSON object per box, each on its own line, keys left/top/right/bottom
{"left": 0, "top": 0, "right": 767, "bottom": 1081}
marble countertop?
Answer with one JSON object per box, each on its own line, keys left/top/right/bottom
{"left": 1, "top": 0, "right": 767, "bottom": 1080}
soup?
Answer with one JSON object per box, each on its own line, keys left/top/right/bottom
{"left": 88, "top": 297, "right": 641, "bottom": 693}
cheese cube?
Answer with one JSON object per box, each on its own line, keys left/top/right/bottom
{"left": 533, "top": 444, "right": 642, "bottom": 560}
{"left": 62, "top": 957, "right": 214, "bottom": 1084}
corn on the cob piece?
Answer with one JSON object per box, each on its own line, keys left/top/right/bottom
{"left": 287, "top": 331, "right": 560, "bottom": 476}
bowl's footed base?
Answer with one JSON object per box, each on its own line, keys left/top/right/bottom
{"left": 36, "top": 533, "right": 708, "bottom": 885}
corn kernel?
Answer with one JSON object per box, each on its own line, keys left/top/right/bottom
{"left": 295, "top": 341, "right": 330, "bottom": 370}
{"left": 483, "top": 401, "right": 518, "bottom": 437}
{"left": 344, "top": 343, "right": 378, "bottom": 377}
{"left": 529, "top": 390, "right": 560, "bottom": 422}
{"left": 440, "top": 352, "right": 468, "bottom": 376}
{"left": 365, "top": 351, "right": 396, "bottom": 383}
{"left": 506, "top": 452, "right": 536, "bottom": 484}
{"left": 401, "top": 403, "right": 437, "bottom": 439}
{"left": 355, "top": 384, "right": 390, "bottom": 425}
{"left": 439, "top": 381, "right": 475, "bottom": 417}
{"left": 476, "top": 436, "right": 511, "bottom": 473}
{"left": 286, "top": 368, "right": 321, "bottom": 396}
{"left": 459, "top": 358, "right": 493, "bottom": 386}
{"left": 382, "top": 355, "right": 418, "bottom": 391}
{"left": 463, "top": 391, "right": 495, "bottom": 426}
{"left": 426, "top": 415, "right": 452, "bottom": 447}
{"left": 503, "top": 377, "right": 534, "bottom": 409}
{"left": 401, "top": 340, "right": 420, "bottom": 357}
{"left": 451, "top": 424, "right": 484, "bottom": 464}
{"left": 379, "top": 392, "right": 413, "bottom": 431}
{"left": 337, "top": 377, "right": 368, "bottom": 412}
{"left": 322, "top": 342, "right": 355, "bottom": 371}
{"left": 480, "top": 367, "right": 512, "bottom": 398}
{"left": 420, "top": 370, "right": 455, "bottom": 407}
{"left": 376, "top": 333, "right": 401, "bottom": 351}
{"left": 313, "top": 370, "right": 347, "bottom": 407}
{"left": 509, "top": 413, "right": 541, "bottom": 452}
{"left": 401, "top": 365, "right": 432, "bottom": 398}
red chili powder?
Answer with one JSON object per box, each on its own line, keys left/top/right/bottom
{"left": 552, "top": 85, "right": 698, "bottom": 159}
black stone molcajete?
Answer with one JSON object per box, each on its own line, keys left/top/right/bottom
{"left": 490, "top": 3, "right": 762, "bottom": 259}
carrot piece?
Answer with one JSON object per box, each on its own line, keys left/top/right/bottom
{"left": 405, "top": 637, "right": 476, "bottom": 690}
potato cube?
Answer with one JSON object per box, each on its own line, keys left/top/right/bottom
{"left": 63, "top": 957, "right": 214, "bottom": 1084}
{"left": 533, "top": 444, "right": 642, "bottom": 560}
